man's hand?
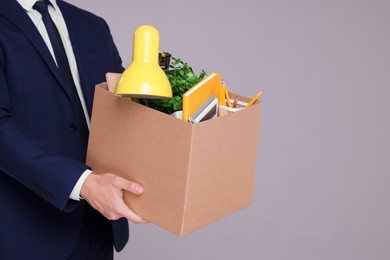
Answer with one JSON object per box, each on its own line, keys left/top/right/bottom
{"left": 80, "top": 172, "right": 147, "bottom": 224}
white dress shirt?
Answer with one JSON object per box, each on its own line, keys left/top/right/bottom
{"left": 17, "top": 0, "right": 92, "bottom": 201}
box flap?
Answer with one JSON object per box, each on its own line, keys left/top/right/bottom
{"left": 105, "top": 72, "right": 122, "bottom": 93}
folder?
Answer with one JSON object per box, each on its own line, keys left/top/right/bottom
{"left": 182, "top": 72, "right": 223, "bottom": 121}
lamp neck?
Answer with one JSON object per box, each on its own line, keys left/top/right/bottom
{"left": 132, "top": 25, "right": 159, "bottom": 63}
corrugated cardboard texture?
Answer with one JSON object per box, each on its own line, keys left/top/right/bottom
{"left": 182, "top": 104, "right": 261, "bottom": 234}
{"left": 87, "top": 76, "right": 261, "bottom": 236}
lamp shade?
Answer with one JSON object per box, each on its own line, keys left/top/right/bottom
{"left": 115, "top": 25, "right": 172, "bottom": 99}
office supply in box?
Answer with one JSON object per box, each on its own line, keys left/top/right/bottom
{"left": 219, "top": 101, "right": 247, "bottom": 116}
{"left": 246, "top": 91, "right": 264, "bottom": 108}
{"left": 86, "top": 73, "right": 262, "bottom": 236}
{"left": 182, "top": 72, "right": 225, "bottom": 122}
{"left": 115, "top": 25, "right": 172, "bottom": 99}
{"left": 188, "top": 94, "right": 218, "bottom": 124}
{"left": 222, "top": 81, "right": 232, "bottom": 108}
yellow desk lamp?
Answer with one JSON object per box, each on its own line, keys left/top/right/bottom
{"left": 115, "top": 25, "right": 172, "bottom": 99}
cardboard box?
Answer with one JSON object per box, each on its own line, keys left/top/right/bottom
{"left": 86, "top": 73, "right": 262, "bottom": 236}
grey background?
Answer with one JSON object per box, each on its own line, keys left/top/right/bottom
{"left": 67, "top": 0, "right": 390, "bottom": 259}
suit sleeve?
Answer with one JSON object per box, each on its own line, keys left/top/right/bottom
{"left": 0, "top": 45, "right": 87, "bottom": 212}
{"left": 99, "top": 16, "right": 124, "bottom": 73}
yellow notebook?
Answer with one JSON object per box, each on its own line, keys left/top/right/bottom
{"left": 182, "top": 72, "right": 224, "bottom": 122}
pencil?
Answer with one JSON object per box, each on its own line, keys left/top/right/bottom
{"left": 245, "top": 91, "right": 263, "bottom": 108}
{"left": 233, "top": 96, "right": 238, "bottom": 108}
{"left": 223, "top": 81, "right": 232, "bottom": 108}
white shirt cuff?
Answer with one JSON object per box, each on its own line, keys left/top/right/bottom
{"left": 69, "top": 169, "right": 93, "bottom": 201}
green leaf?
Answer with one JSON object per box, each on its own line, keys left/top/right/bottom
{"left": 141, "top": 55, "right": 208, "bottom": 114}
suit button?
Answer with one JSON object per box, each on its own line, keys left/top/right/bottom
{"left": 69, "top": 123, "right": 79, "bottom": 131}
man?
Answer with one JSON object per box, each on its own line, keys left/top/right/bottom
{"left": 0, "top": 0, "right": 146, "bottom": 259}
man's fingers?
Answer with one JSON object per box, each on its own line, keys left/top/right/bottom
{"left": 120, "top": 178, "right": 144, "bottom": 195}
{"left": 115, "top": 200, "right": 148, "bottom": 224}
{"left": 128, "top": 209, "right": 149, "bottom": 224}
{"left": 82, "top": 173, "right": 148, "bottom": 223}
{"left": 110, "top": 176, "right": 147, "bottom": 223}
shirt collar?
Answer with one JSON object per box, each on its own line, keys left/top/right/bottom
{"left": 16, "top": 0, "right": 59, "bottom": 12}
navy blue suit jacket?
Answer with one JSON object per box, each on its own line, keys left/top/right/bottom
{"left": 0, "top": 0, "right": 128, "bottom": 258}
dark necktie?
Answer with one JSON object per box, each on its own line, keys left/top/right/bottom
{"left": 33, "top": 0, "right": 89, "bottom": 160}
{"left": 34, "top": 0, "right": 74, "bottom": 86}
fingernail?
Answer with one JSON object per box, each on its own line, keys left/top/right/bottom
{"left": 135, "top": 185, "right": 143, "bottom": 194}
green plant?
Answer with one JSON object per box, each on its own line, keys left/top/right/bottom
{"left": 139, "top": 57, "right": 206, "bottom": 114}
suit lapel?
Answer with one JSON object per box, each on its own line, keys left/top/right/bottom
{"left": 0, "top": 0, "right": 73, "bottom": 98}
